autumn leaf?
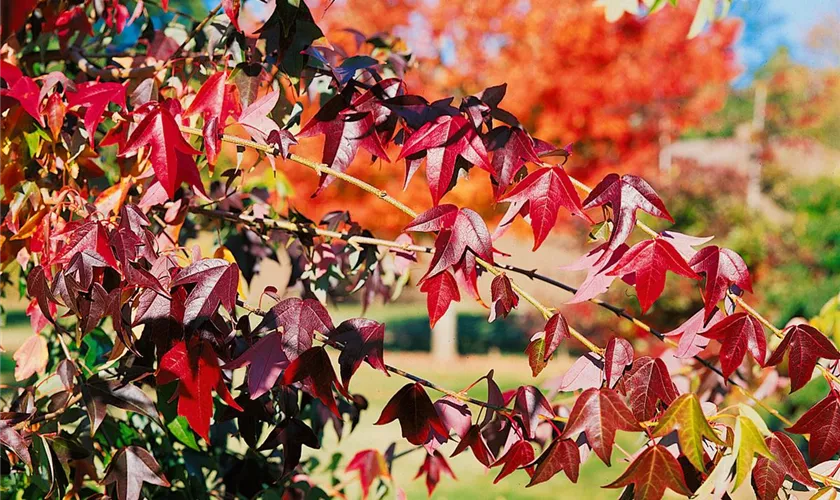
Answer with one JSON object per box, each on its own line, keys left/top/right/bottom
{"left": 623, "top": 356, "right": 679, "bottom": 422}
{"left": 607, "top": 237, "right": 700, "bottom": 313}
{"left": 157, "top": 340, "right": 242, "bottom": 441}
{"left": 493, "top": 439, "right": 535, "bottom": 484}
{"left": 787, "top": 390, "right": 840, "bottom": 464}
{"left": 767, "top": 323, "right": 840, "bottom": 393}
{"left": 326, "top": 318, "right": 388, "bottom": 390}
{"left": 419, "top": 270, "right": 460, "bottom": 328}
{"left": 651, "top": 393, "right": 725, "bottom": 471}
{"left": 450, "top": 424, "right": 495, "bottom": 467}
{"left": 415, "top": 450, "right": 456, "bottom": 495}
{"left": 560, "top": 387, "right": 642, "bottom": 465}
{"left": 732, "top": 414, "right": 775, "bottom": 490}
{"left": 689, "top": 245, "right": 752, "bottom": 319}
{"left": 514, "top": 385, "right": 554, "bottom": 439}
{"left": 81, "top": 377, "right": 160, "bottom": 436}
{"left": 280, "top": 346, "right": 351, "bottom": 416}
{"left": 13, "top": 334, "right": 48, "bottom": 381}
{"left": 52, "top": 219, "right": 118, "bottom": 269}
{"left": 375, "top": 383, "right": 448, "bottom": 445}
{"left": 103, "top": 446, "right": 170, "bottom": 500}
{"left": 526, "top": 438, "right": 580, "bottom": 486}
{"left": 582, "top": 174, "right": 674, "bottom": 256}
{"left": 1, "top": 76, "right": 44, "bottom": 125}
{"left": 184, "top": 71, "right": 241, "bottom": 126}
{"left": 66, "top": 81, "right": 126, "bottom": 146}
{"left": 701, "top": 312, "right": 767, "bottom": 380}
{"left": 751, "top": 431, "right": 817, "bottom": 500}
{"left": 484, "top": 126, "right": 541, "bottom": 197}
{"left": 398, "top": 114, "right": 491, "bottom": 205}
{"left": 253, "top": 297, "right": 334, "bottom": 359}
{"left": 604, "top": 337, "right": 634, "bottom": 388}
{"left": 489, "top": 273, "right": 518, "bottom": 322}
{"left": 408, "top": 206, "right": 493, "bottom": 280}
{"left": 525, "top": 334, "right": 548, "bottom": 377}
{"left": 0, "top": 420, "right": 31, "bottom": 468}
{"left": 499, "top": 166, "right": 592, "bottom": 250}
{"left": 542, "top": 312, "right": 571, "bottom": 362}
{"left": 120, "top": 102, "right": 203, "bottom": 198}
{"left": 604, "top": 445, "right": 692, "bottom": 500}
{"left": 346, "top": 449, "right": 391, "bottom": 499}
{"left": 170, "top": 259, "right": 240, "bottom": 327}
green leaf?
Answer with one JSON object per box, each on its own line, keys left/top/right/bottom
{"left": 733, "top": 415, "right": 774, "bottom": 489}
{"left": 651, "top": 393, "right": 725, "bottom": 471}
{"left": 167, "top": 416, "right": 200, "bottom": 451}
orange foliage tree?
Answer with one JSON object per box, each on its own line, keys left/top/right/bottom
{"left": 282, "top": 0, "right": 741, "bottom": 232}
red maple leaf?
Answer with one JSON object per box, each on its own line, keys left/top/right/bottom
{"left": 120, "top": 102, "right": 203, "bottom": 198}
{"left": 451, "top": 424, "right": 495, "bottom": 467}
{"left": 560, "top": 387, "right": 642, "bottom": 465}
{"left": 527, "top": 438, "right": 580, "bottom": 486}
{"left": 398, "top": 114, "right": 491, "bottom": 205}
{"left": 499, "top": 166, "right": 593, "bottom": 250}
{"left": 689, "top": 245, "right": 752, "bottom": 319}
{"left": 622, "top": 356, "right": 679, "bottom": 421}
{"left": 604, "top": 337, "right": 634, "bottom": 388}
{"left": 326, "top": 318, "right": 388, "bottom": 390}
{"left": 752, "top": 431, "right": 817, "bottom": 500}
{"left": 767, "top": 324, "right": 840, "bottom": 393}
{"left": 492, "top": 439, "right": 535, "bottom": 484}
{"left": 298, "top": 87, "right": 390, "bottom": 195}
{"left": 375, "top": 383, "right": 448, "bottom": 445}
{"left": 415, "top": 450, "right": 456, "bottom": 495}
{"left": 419, "top": 270, "right": 460, "bottom": 328}
{"left": 1, "top": 76, "right": 44, "bottom": 126}
{"left": 280, "top": 346, "right": 351, "bottom": 416}
{"left": 489, "top": 273, "right": 518, "bottom": 322}
{"left": 604, "top": 445, "right": 692, "bottom": 499}
{"left": 701, "top": 312, "right": 767, "bottom": 380}
{"left": 787, "top": 390, "right": 840, "bottom": 464}
{"left": 513, "top": 385, "right": 554, "bottom": 439}
{"left": 484, "top": 126, "right": 541, "bottom": 197}
{"left": 53, "top": 218, "right": 118, "bottom": 269}
{"left": 157, "top": 339, "right": 242, "bottom": 441}
{"left": 345, "top": 449, "right": 391, "bottom": 500}
{"left": 582, "top": 174, "right": 674, "bottom": 255}
{"left": 407, "top": 205, "right": 493, "bottom": 279}
{"left": 184, "top": 71, "right": 241, "bottom": 126}
{"left": 542, "top": 312, "right": 571, "bottom": 362}
{"left": 170, "top": 259, "right": 240, "bottom": 327}
{"left": 225, "top": 297, "right": 333, "bottom": 398}
{"left": 607, "top": 237, "right": 699, "bottom": 313}
{"left": 66, "top": 81, "right": 126, "bottom": 146}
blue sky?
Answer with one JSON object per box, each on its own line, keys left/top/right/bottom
{"left": 734, "top": 0, "right": 839, "bottom": 73}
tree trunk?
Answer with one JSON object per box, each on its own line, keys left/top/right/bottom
{"left": 431, "top": 306, "right": 458, "bottom": 361}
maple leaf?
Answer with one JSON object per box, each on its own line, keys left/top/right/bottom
{"left": 185, "top": 71, "right": 241, "bottom": 126}
{"left": 326, "top": 318, "right": 388, "bottom": 390}
{"left": 663, "top": 307, "right": 722, "bottom": 359}
{"left": 280, "top": 346, "right": 351, "bottom": 416}
{"left": 415, "top": 450, "right": 456, "bottom": 495}
{"left": 66, "top": 81, "right": 126, "bottom": 146}
{"left": 623, "top": 356, "right": 679, "bottom": 422}
{"left": 0, "top": 419, "right": 31, "bottom": 468}
{"left": 560, "top": 387, "right": 642, "bottom": 465}
{"left": 514, "top": 385, "right": 554, "bottom": 439}
{"left": 53, "top": 219, "right": 118, "bottom": 269}
{"left": 604, "top": 337, "right": 634, "bottom": 388}
{"left": 607, "top": 237, "right": 700, "bottom": 313}
{"left": 13, "top": 334, "right": 48, "bottom": 381}
{"left": 298, "top": 88, "right": 390, "bottom": 195}
{"left": 407, "top": 206, "right": 493, "bottom": 280}
{"left": 398, "top": 114, "right": 491, "bottom": 205}
{"left": 103, "top": 446, "right": 170, "bottom": 500}
{"left": 787, "top": 390, "right": 840, "bottom": 464}
{"left": 555, "top": 352, "right": 604, "bottom": 392}
{"left": 604, "top": 445, "right": 692, "bottom": 500}
{"left": 44, "top": 92, "right": 65, "bottom": 139}
{"left": 258, "top": 417, "right": 320, "bottom": 475}
{"left": 26, "top": 265, "right": 55, "bottom": 325}
{"left": 732, "top": 414, "right": 775, "bottom": 489}
{"left": 81, "top": 377, "right": 160, "bottom": 436}
{"left": 451, "top": 424, "right": 495, "bottom": 467}
{"left": 375, "top": 383, "right": 448, "bottom": 445}
{"left": 582, "top": 174, "right": 674, "bottom": 255}
{"left": 484, "top": 126, "right": 541, "bottom": 197}
{"left": 526, "top": 438, "right": 580, "bottom": 486}
{"left": 222, "top": 0, "right": 241, "bottom": 30}
{"left": 542, "top": 312, "right": 571, "bottom": 362}
{"left": 493, "top": 440, "right": 535, "bottom": 484}
{"left": 499, "top": 166, "right": 593, "bottom": 250}
{"left": 425, "top": 396, "right": 472, "bottom": 451}
{"left": 562, "top": 242, "right": 632, "bottom": 304}
{"left": 1, "top": 76, "right": 44, "bottom": 125}
{"left": 489, "top": 273, "right": 518, "bottom": 322}
{"left": 346, "top": 449, "right": 391, "bottom": 499}
{"left": 650, "top": 393, "right": 725, "bottom": 471}
{"left": 767, "top": 324, "right": 840, "bottom": 393}
{"left": 236, "top": 91, "right": 281, "bottom": 146}
{"left": 701, "top": 312, "right": 767, "bottom": 380}
{"left": 689, "top": 245, "right": 752, "bottom": 319}
{"left": 419, "top": 270, "right": 460, "bottom": 328}
{"left": 120, "top": 102, "right": 202, "bottom": 198}
{"left": 525, "top": 334, "right": 548, "bottom": 377}
{"left": 253, "top": 297, "right": 334, "bottom": 358}
{"left": 157, "top": 340, "right": 242, "bottom": 441}
{"left": 170, "top": 259, "right": 240, "bottom": 327}
{"left": 751, "top": 431, "right": 817, "bottom": 500}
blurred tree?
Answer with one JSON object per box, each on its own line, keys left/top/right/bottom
{"left": 280, "top": 0, "right": 740, "bottom": 234}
